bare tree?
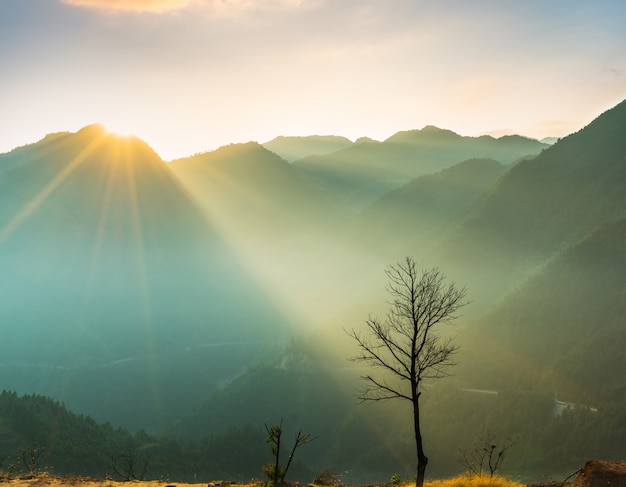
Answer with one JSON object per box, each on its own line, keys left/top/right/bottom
{"left": 263, "top": 420, "right": 315, "bottom": 486}
{"left": 347, "top": 257, "right": 467, "bottom": 487}
{"left": 457, "top": 431, "right": 514, "bottom": 478}
{"left": 110, "top": 445, "right": 150, "bottom": 481}
{"left": 20, "top": 444, "right": 43, "bottom": 477}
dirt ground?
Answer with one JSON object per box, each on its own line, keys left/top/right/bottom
{"left": 2, "top": 478, "right": 249, "bottom": 487}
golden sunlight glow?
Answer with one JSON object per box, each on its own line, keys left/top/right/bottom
{"left": 62, "top": 0, "right": 310, "bottom": 14}
{"left": 0, "top": 132, "right": 106, "bottom": 243}
{"left": 169, "top": 159, "right": 364, "bottom": 332}
{"left": 62, "top": 0, "right": 193, "bottom": 13}
{"left": 102, "top": 123, "right": 138, "bottom": 139}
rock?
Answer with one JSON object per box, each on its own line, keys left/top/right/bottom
{"left": 571, "top": 459, "right": 626, "bottom": 487}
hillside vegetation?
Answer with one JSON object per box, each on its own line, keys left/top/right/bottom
{"left": 0, "top": 100, "right": 625, "bottom": 484}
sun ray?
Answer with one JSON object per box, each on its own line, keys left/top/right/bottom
{"left": 121, "top": 140, "right": 168, "bottom": 416}
{"left": 169, "top": 158, "right": 357, "bottom": 332}
{"left": 0, "top": 132, "right": 107, "bottom": 243}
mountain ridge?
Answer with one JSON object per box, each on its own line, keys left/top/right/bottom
{"left": 262, "top": 134, "right": 354, "bottom": 162}
{"left": 432, "top": 98, "right": 626, "bottom": 305}
{"left": 291, "top": 126, "right": 548, "bottom": 211}
{"left": 1, "top": 99, "right": 626, "bottom": 482}
{"left": 0, "top": 130, "right": 291, "bottom": 431}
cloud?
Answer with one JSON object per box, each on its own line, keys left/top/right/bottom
{"left": 61, "top": 0, "right": 194, "bottom": 13}
{"left": 61, "top": 0, "right": 313, "bottom": 14}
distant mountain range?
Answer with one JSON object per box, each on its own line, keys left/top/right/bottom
{"left": 0, "top": 125, "right": 290, "bottom": 430}
{"left": 291, "top": 127, "right": 547, "bottom": 211}
{"left": 434, "top": 98, "right": 626, "bottom": 306}
{"left": 167, "top": 99, "right": 626, "bottom": 478}
{"left": 263, "top": 135, "right": 354, "bottom": 162}
{"left": 1, "top": 102, "right": 625, "bottom": 481}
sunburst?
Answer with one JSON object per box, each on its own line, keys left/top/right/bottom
{"left": 0, "top": 130, "right": 108, "bottom": 243}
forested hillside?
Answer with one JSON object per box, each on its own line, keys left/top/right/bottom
{"left": 458, "top": 217, "right": 626, "bottom": 398}
{"left": 352, "top": 158, "right": 508, "bottom": 259}
{"left": 291, "top": 127, "right": 545, "bottom": 211}
{"left": 0, "top": 390, "right": 279, "bottom": 481}
{"left": 167, "top": 99, "right": 626, "bottom": 482}
{"left": 1, "top": 100, "right": 625, "bottom": 484}
{"left": 0, "top": 126, "right": 290, "bottom": 431}
{"left": 263, "top": 135, "right": 354, "bottom": 162}
{"left": 433, "top": 99, "right": 626, "bottom": 306}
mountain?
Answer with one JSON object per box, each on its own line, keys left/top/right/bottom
{"left": 458, "top": 217, "right": 626, "bottom": 402}
{"left": 2, "top": 101, "right": 626, "bottom": 483}
{"left": 541, "top": 136, "right": 559, "bottom": 145}
{"left": 0, "top": 390, "right": 137, "bottom": 477}
{"left": 0, "top": 390, "right": 270, "bottom": 481}
{"left": 169, "top": 347, "right": 415, "bottom": 484}
{"left": 169, "top": 141, "right": 343, "bottom": 241}
{"left": 292, "top": 127, "right": 547, "bottom": 211}
{"left": 352, "top": 158, "right": 509, "bottom": 260}
{"left": 0, "top": 126, "right": 290, "bottom": 431}
{"left": 433, "top": 98, "right": 626, "bottom": 306}
{"left": 169, "top": 142, "right": 365, "bottom": 326}
{"left": 262, "top": 135, "right": 354, "bottom": 162}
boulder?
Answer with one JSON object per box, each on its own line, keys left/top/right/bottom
{"left": 571, "top": 459, "right": 626, "bottom": 487}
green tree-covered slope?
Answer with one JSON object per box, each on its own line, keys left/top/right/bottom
{"left": 293, "top": 127, "right": 546, "bottom": 211}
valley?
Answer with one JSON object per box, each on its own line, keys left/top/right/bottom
{"left": 0, "top": 100, "right": 625, "bottom": 484}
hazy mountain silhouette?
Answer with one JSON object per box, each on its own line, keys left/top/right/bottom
{"left": 459, "top": 216, "right": 626, "bottom": 403}
{"left": 433, "top": 98, "right": 626, "bottom": 307}
{"left": 166, "top": 94, "right": 626, "bottom": 477}
{"left": 353, "top": 158, "right": 509, "bottom": 259}
{"left": 0, "top": 126, "right": 290, "bottom": 430}
{"left": 262, "top": 135, "right": 354, "bottom": 162}
{"left": 169, "top": 142, "right": 363, "bottom": 326}
{"left": 169, "top": 350, "right": 409, "bottom": 483}
{"left": 540, "top": 136, "right": 559, "bottom": 145}
{"left": 292, "top": 127, "right": 547, "bottom": 211}
{"left": 169, "top": 141, "right": 343, "bottom": 241}
{"left": 2, "top": 100, "right": 626, "bottom": 482}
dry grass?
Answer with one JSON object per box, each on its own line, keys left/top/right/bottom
{"left": 424, "top": 475, "right": 524, "bottom": 487}
{"left": 0, "top": 474, "right": 525, "bottom": 487}
{"left": 0, "top": 477, "right": 249, "bottom": 487}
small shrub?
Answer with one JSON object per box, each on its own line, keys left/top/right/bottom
{"left": 390, "top": 473, "right": 402, "bottom": 484}
{"left": 262, "top": 462, "right": 286, "bottom": 485}
{"left": 263, "top": 421, "right": 315, "bottom": 487}
{"left": 457, "top": 431, "right": 514, "bottom": 478}
{"left": 313, "top": 470, "right": 342, "bottom": 486}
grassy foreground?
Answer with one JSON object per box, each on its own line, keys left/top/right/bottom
{"left": 1, "top": 475, "right": 525, "bottom": 487}
{"left": 424, "top": 475, "right": 523, "bottom": 487}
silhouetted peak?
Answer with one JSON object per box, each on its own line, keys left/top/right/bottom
{"left": 76, "top": 123, "right": 108, "bottom": 138}
{"left": 70, "top": 124, "right": 164, "bottom": 164}
{"left": 220, "top": 140, "right": 266, "bottom": 153}
{"left": 355, "top": 136, "right": 379, "bottom": 144}
{"left": 541, "top": 137, "right": 559, "bottom": 145}
{"left": 384, "top": 126, "right": 462, "bottom": 144}
{"left": 266, "top": 135, "right": 352, "bottom": 144}
{"left": 263, "top": 134, "right": 354, "bottom": 162}
{"left": 420, "top": 125, "right": 458, "bottom": 136}
{"left": 497, "top": 134, "right": 539, "bottom": 143}
{"left": 568, "top": 97, "right": 626, "bottom": 139}
{"left": 537, "top": 97, "right": 626, "bottom": 161}
{"left": 171, "top": 141, "right": 289, "bottom": 173}
{"left": 202, "top": 141, "right": 280, "bottom": 163}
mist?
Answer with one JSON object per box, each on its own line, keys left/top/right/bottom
{"left": 1, "top": 101, "right": 626, "bottom": 482}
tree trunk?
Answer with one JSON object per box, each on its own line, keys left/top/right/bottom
{"left": 413, "top": 394, "right": 428, "bottom": 487}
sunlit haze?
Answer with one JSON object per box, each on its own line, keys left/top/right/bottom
{"left": 2, "top": 2, "right": 626, "bottom": 480}
{"left": 2, "top": 0, "right": 625, "bottom": 159}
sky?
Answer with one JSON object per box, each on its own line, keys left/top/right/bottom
{"left": 1, "top": 0, "right": 625, "bottom": 161}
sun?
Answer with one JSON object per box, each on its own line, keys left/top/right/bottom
{"left": 101, "top": 122, "right": 138, "bottom": 138}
